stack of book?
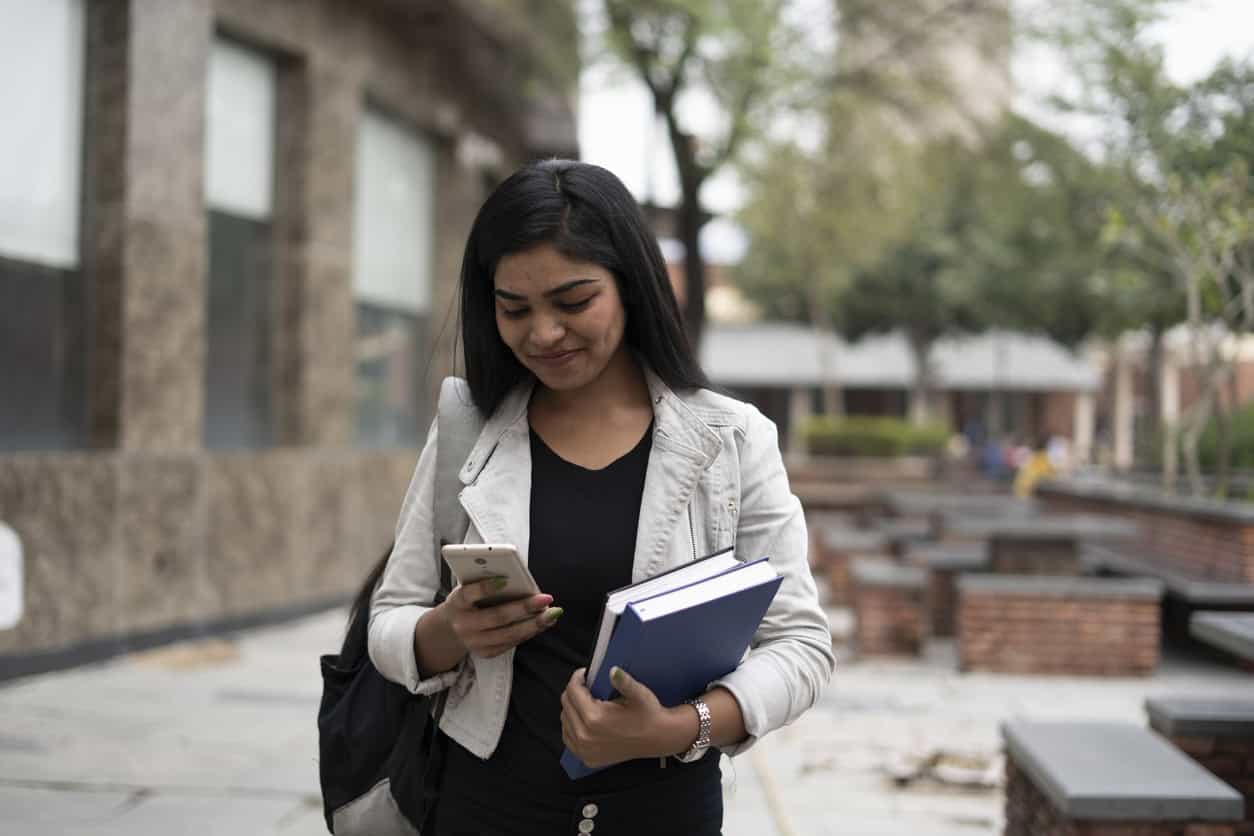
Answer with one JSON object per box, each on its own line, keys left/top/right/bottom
{"left": 561, "top": 547, "right": 782, "bottom": 779}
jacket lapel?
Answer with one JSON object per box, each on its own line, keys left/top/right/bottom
{"left": 632, "top": 369, "right": 723, "bottom": 582}
{"left": 457, "top": 380, "right": 536, "bottom": 565}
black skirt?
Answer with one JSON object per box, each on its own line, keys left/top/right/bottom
{"left": 432, "top": 735, "right": 723, "bottom": 836}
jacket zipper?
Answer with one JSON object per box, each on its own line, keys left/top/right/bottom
{"left": 687, "top": 504, "right": 697, "bottom": 561}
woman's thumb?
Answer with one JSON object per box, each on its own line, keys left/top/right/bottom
{"left": 609, "top": 666, "right": 640, "bottom": 698}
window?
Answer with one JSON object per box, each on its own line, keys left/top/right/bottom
{"left": 352, "top": 107, "right": 436, "bottom": 447}
{"left": 203, "top": 37, "right": 277, "bottom": 449}
{"left": 0, "top": 0, "right": 87, "bottom": 451}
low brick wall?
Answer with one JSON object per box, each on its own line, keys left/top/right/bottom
{"left": 990, "top": 537, "right": 1084, "bottom": 575}
{"left": 811, "top": 524, "right": 889, "bottom": 607}
{"left": 1148, "top": 699, "right": 1254, "bottom": 836}
{"left": 852, "top": 559, "right": 927, "bottom": 656}
{"left": 1039, "top": 480, "right": 1254, "bottom": 585}
{"left": 903, "top": 544, "right": 988, "bottom": 638}
{"left": 1006, "top": 759, "right": 1237, "bottom": 836}
{"left": 958, "top": 576, "right": 1163, "bottom": 676}
{"left": 929, "top": 569, "right": 958, "bottom": 638}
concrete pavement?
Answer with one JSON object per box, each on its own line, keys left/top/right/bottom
{"left": 2, "top": 606, "right": 1250, "bottom": 835}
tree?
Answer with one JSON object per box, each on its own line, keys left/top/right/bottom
{"left": 834, "top": 116, "right": 1111, "bottom": 425}
{"left": 734, "top": 94, "right": 919, "bottom": 412}
{"left": 1097, "top": 55, "right": 1254, "bottom": 488}
{"left": 1134, "top": 164, "right": 1254, "bottom": 496}
{"left": 593, "top": 0, "right": 1010, "bottom": 346}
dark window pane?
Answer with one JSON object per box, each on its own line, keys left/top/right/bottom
{"left": 354, "top": 303, "right": 428, "bottom": 447}
{"left": 204, "top": 210, "right": 273, "bottom": 449}
{"left": 0, "top": 255, "right": 86, "bottom": 450}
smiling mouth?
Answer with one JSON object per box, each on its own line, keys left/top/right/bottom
{"left": 531, "top": 349, "right": 580, "bottom": 361}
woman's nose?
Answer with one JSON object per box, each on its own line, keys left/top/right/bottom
{"left": 528, "top": 314, "right": 565, "bottom": 346}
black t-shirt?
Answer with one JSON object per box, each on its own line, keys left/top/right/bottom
{"left": 489, "top": 422, "right": 658, "bottom": 789}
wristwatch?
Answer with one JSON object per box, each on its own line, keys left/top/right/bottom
{"left": 675, "top": 697, "right": 712, "bottom": 763}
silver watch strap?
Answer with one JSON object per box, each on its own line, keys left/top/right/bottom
{"left": 677, "top": 697, "right": 712, "bottom": 762}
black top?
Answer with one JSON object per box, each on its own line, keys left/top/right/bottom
{"left": 434, "top": 420, "right": 723, "bottom": 834}
{"left": 494, "top": 421, "right": 653, "bottom": 788}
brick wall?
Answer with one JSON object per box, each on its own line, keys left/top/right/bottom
{"left": 1152, "top": 730, "right": 1254, "bottom": 836}
{"left": 1040, "top": 491, "right": 1254, "bottom": 584}
{"left": 1005, "top": 759, "right": 1238, "bottom": 836}
{"left": 928, "top": 569, "right": 958, "bottom": 637}
{"left": 854, "top": 584, "right": 926, "bottom": 656}
{"left": 990, "top": 537, "right": 1084, "bottom": 575}
{"left": 959, "top": 586, "right": 1160, "bottom": 676}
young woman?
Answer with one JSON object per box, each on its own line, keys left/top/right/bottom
{"left": 368, "top": 160, "right": 835, "bottom": 836}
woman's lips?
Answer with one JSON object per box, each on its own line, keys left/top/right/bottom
{"left": 529, "top": 349, "right": 581, "bottom": 368}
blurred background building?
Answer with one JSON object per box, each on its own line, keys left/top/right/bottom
{"left": 0, "top": 0, "right": 577, "bottom": 675}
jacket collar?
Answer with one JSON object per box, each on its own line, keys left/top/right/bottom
{"left": 457, "top": 362, "right": 722, "bottom": 485}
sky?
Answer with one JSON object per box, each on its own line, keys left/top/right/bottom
{"left": 576, "top": 0, "right": 1254, "bottom": 264}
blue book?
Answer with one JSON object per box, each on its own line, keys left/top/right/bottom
{"left": 560, "top": 556, "right": 782, "bottom": 779}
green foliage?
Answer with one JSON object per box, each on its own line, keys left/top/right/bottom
{"left": 800, "top": 415, "right": 949, "bottom": 458}
{"left": 1193, "top": 401, "right": 1254, "bottom": 472}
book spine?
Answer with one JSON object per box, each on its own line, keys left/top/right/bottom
{"left": 587, "top": 606, "right": 645, "bottom": 701}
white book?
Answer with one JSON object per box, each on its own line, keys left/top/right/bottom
{"left": 585, "top": 546, "right": 739, "bottom": 688}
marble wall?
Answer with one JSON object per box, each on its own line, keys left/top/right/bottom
{"left": 0, "top": 0, "right": 576, "bottom": 669}
{"left": 0, "top": 449, "right": 414, "bottom": 659}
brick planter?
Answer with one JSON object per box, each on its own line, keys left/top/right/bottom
{"left": 958, "top": 576, "right": 1163, "bottom": 676}
{"left": 1003, "top": 720, "right": 1244, "bottom": 836}
{"left": 1147, "top": 698, "right": 1254, "bottom": 836}
{"left": 852, "top": 558, "right": 927, "bottom": 656}
{"left": 903, "top": 543, "right": 988, "bottom": 637}
{"left": 812, "top": 525, "right": 889, "bottom": 606}
{"left": 1039, "top": 479, "right": 1254, "bottom": 585}
{"left": 1006, "top": 759, "right": 1239, "bottom": 836}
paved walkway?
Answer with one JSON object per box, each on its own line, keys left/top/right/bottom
{"left": 1, "top": 607, "right": 1250, "bottom": 835}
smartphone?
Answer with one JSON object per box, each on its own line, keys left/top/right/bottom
{"left": 441, "top": 544, "right": 541, "bottom": 608}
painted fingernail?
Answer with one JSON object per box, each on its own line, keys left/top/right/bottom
{"left": 543, "top": 607, "right": 564, "bottom": 624}
{"left": 492, "top": 577, "right": 509, "bottom": 590}
{"left": 611, "top": 666, "right": 623, "bottom": 683}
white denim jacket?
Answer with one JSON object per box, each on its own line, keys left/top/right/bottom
{"left": 368, "top": 368, "right": 835, "bottom": 760}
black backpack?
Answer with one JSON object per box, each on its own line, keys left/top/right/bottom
{"left": 317, "top": 378, "right": 481, "bottom": 834}
{"left": 317, "top": 548, "right": 451, "bottom": 834}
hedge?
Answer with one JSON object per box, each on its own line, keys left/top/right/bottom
{"left": 799, "top": 415, "right": 949, "bottom": 458}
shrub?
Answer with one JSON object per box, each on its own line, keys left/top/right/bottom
{"left": 800, "top": 415, "right": 949, "bottom": 458}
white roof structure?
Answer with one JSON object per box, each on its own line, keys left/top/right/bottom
{"left": 700, "top": 322, "right": 1101, "bottom": 393}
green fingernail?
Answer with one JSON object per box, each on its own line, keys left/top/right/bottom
{"left": 544, "top": 607, "right": 563, "bottom": 623}
{"left": 611, "top": 666, "right": 623, "bottom": 683}
{"left": 492, "top": 577, "right": 509, "bottom": 590}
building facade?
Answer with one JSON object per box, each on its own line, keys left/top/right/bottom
{"left": 0, "top": 0, "right": 577, "bottom": 675}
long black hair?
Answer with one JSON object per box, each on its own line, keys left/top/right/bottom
{"left": 457, "top": 159, "right": 708, "bottom": 416}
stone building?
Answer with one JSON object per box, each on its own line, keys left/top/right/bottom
{"left": 0, "top": 0, "right": 577, "bottom": 677}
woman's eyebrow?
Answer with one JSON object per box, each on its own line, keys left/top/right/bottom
{"left": 493, "top": 278, "right": 600, "bottom": 301}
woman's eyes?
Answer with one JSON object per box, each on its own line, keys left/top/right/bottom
{"left": 499, "top": 297, "right": 593, "bottom": 319}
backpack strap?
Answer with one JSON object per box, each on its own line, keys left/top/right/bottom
{"left": 433, "top": 377, "right": 482, "bottom": 597}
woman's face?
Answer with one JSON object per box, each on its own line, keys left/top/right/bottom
{"left": 493, "top": 243, "right": 628, "bottom": 394}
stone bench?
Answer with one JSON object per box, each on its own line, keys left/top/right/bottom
{"left": 958, "top": 575, "right": 1163, "bottom": 676}
{"left": 1003, "top": 719, "right": 1244, "bottom": 835}
{"left": 811, "top": 523, "right": 890, "bottom": 607}
{"left": 1190, "top": 612, "right": 1254, "bottom": 667}
{"left": 938, "top": 513, "right": 1139, "bottom": 575}
{"left": 903, "top": 542, "right": 989, "bottom": 637}
{"left": 879, "top": 489, "right": 1037, "bottom": 521}
{"left": 872, "top": 517, "right": 936, "bottom": 556}
{"left": 851, "top": 558, "right": 927, "bottom": 657}
{"left": 1146, "top": 696, "right": 1254, "bottom": 834}
{"left": 1084, "top": 543, "right": 1254, "bottom": 646}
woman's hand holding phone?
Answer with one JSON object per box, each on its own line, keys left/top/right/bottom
{"left": 439, "top": 578, "right": 563, "bottom": 659}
